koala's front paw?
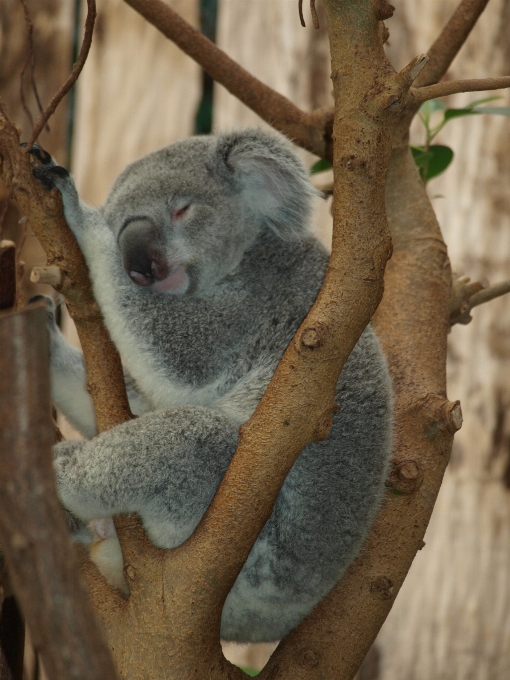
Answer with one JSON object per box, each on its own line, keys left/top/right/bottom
{"left": 33, "top": 164, "right": 71, "bottom": 191}
{"left": 21, "top": 142, "right": 53, "bottom": 166}
{"left": 22, "top": 142, "right": 73, "bottom": 193}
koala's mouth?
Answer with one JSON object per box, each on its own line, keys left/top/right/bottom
{"left": 151, "top": 264, "right": 189, "bottom": 294}
{"left": 127, "top": 261, "right": 190, "bottom": 295}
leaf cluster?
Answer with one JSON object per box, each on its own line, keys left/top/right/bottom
{"left": 311, "top": 97, "right": 510, "bottom": 185}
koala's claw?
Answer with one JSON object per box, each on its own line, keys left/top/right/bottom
{"left": 21, "top": 142, "right": 69, "bottom": 189}
{"left": 21, "top": 142, "right": 53, "bottom": 166}
{"left": 33, "top": 164, "right": 70, "bottom": 190}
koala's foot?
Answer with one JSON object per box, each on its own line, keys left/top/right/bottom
{"left": 28, "top": 293, "right": 58, "bottom": 329}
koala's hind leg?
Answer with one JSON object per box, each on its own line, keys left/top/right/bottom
{"left": 53, "top": 405, "right": 238, "bottom": 549}
{"left": 34, "top": 296, "right": 152, "bottom": 439}
{"left": 30, "top": 295, "right": 98, "bottom": 439}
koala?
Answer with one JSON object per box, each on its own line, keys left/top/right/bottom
{"left": 32, "top": 129, "right": 392, "bottom": 643}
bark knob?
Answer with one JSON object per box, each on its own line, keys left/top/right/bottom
{"left": 388, "top": 460, "right": 423, "bottom": 494}
{"left": 370, "top": 576, "right": 394, "bottom": 600}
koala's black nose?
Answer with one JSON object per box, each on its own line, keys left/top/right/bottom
{"left": 117, "top": 218, "right": 169, "bottom": 287}
{"left": 126, "top": 252, "right": 169, "bottom": 287}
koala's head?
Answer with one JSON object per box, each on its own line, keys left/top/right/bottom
{"left": 103, "top": 128, "right": 317, "bottom": 296}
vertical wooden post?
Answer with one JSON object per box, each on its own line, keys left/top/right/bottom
{"left": 0, "top": 304, "right": 119, "bottom": 680}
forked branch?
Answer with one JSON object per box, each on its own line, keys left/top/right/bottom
{"left": 415, "top": 0, "right": 491, "bottom": 88}
{"left": 122, "top": 0, "right": 331, "bottom": 158}
{"left": 450, "top": 274, "right": 510, "bottom": 325}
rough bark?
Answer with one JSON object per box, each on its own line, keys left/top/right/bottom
{"left": 0, "top": 304, "right": 119, "bottom": 680}
{"left": 261, "top": 73, "right": 456, "bottom": 680}
{"left": 374, "top": 1, "right": 510, "bottom": 677}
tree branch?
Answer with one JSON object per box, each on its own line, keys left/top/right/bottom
{"left": 122, "top": 0, "right": 332, "bottom": 158}
{"left": 0, "top": 106, "right": 132, "bottom": 432}
{"left": 414, "top": 0, "right": 491, "bottom": 88}
{"left": 0, "top": 304, "right": 119, "bottom": 680}
{"left": 413, "top": 76, "right": 510, "bottom": 104}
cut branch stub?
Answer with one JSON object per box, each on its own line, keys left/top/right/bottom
{"left": 441, "top": 400, "right": 463, "bottom": 434}
{"left": 30, "top": 264, "right": 62, "bottom": 286}
{"left": 297, "top": 324, "right": 328, "bottom": 351}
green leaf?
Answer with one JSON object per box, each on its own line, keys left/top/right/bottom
{"left": 444, "top": 108, "right": 482, "bottom": 121}
{"left": 310, "top": 158, "right": 333, "bottom": 175}
{"left": 410, "top": 147, "right": 434, "bottom": 169}
{"left": 420, "top": 99, "right": 446, "bottom": 114}
{"left": 410, "top": 145, "right": 454, "bottom": 183}
{"left": 474, "top": 107, "right": 510, "bottom": 116}
{"left": 239, "top": 669, "right": 260, "bottom": 677}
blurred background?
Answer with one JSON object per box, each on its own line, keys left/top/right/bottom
{"left": 1, "top": 1, "right": 509, "bottom": 677}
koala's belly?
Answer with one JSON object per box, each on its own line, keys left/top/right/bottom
{"left": 123, "top": 342, "right": 271, "bottom": 426}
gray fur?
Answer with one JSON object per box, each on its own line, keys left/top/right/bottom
{"left": 38, "top": 128, "right": 392, "bottom": 643}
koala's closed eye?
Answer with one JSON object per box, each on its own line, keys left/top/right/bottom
{"left": 172, "top": 204, "right": 190, "bottom": 220}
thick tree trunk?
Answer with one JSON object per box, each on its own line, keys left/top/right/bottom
{"left": 374, "top": 1, "right": 510, "bottom": 678}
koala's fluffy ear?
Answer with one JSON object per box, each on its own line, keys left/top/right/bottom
{"left": 213, "top": 129, "right": 318, "bottom": 240}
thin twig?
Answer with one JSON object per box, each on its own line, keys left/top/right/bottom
{"left": 20, "top": 1, "right": 35, "bottom": 128}
{"left": 24, "top": 0, "right": 97, "bottom": 151}
{"left": 470, "top": 280, "right": 510, "bottom": 308}
{"left": 298, "top": 0, "right": 306, "bottom": 27}
{"left": 414, "top": 76, "right": 510, "bottom": 104}
{"left": 310, "top": 0, "right": 320, "bottom": 29}
{"left": 415, "top": 0, "right": 490, "bottom": 88}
